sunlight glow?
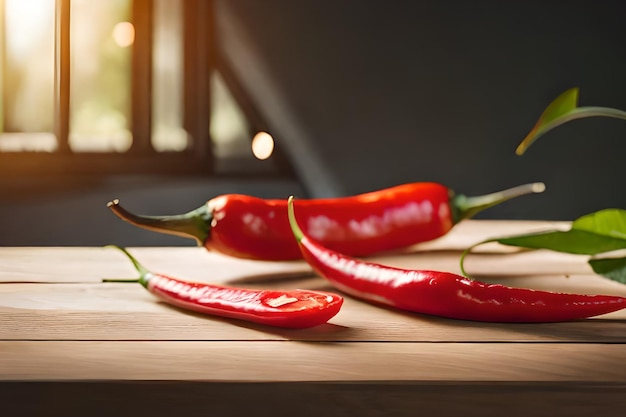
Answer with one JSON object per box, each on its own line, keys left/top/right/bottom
{"left": 5, "top": 0, "right": 53, "bottom": 61}
{"left": 151, "top": 0, "right": 186, "bottom": 151}
{"left": 251, "top": 131, "right": 275, "bottom": 160}
{"left": 2, "top": 0, "right": 55, "bottom": 137}
{"left": 69, "top": 0, "right": 133, "bottom": 152}
{"left": 112, "top": 21, "right": 135, "bottom": 48}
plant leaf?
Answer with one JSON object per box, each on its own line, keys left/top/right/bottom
{"left": 460, "top": 209, "right": 626, "bottom": 284}
{"left": 496, "top": 229, "right": 626, "bottom": 255}
{"left": 572, "top": 208, "right": 626, "bottom": 239}
{"left": 589, "top": 256, "right": 626, "bottom": 284}
{"left": 496, "top": 209, "right": 626, "bottom": 254}
{"left": 516, "top": 88, "right": 626, "bottom": 155}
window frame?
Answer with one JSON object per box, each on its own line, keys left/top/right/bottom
{"left": 0, "top": 0, "right": 290, "bottom": 178}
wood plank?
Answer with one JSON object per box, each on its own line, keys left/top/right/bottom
{"left": 0, "top": 242, "right": 600, "bottom": 284}
{"left": 1, "top": 341, "right": 625, "bottom": 382}
{"left": 0, "top": 220, "right": 624, "bottom": 415}
{"left": 0, "top": 246, "right": 311, "bottom": 283}
{"left": 1, "top": 282, "right": 625, "bottom": 342}
{"left": 368, "top": 249, "right": 595, "bottom": 277}
{"left": 408, "top": 219, "right": 571, "bottom": 252}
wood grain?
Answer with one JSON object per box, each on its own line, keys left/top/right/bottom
{"left": 2, "top": 341, "right": 626, "bottom": 382}
{"left": 0, "top": 246, "right": 311, "bottom": 284}
{"left": 1, "top": 283, "right": 625, "bottom": 342}
{"left": 1, "top": 219, "right": 625, "bottom": 415}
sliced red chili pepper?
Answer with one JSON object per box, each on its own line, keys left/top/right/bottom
{"left": 107, "top": 181, "right": 544, "bottom": 261}
{"left": 105, "top": 246, "right": 343, "bottom": 329}
{"left": 286, "top": 197, "right": 626, "bottom": 323}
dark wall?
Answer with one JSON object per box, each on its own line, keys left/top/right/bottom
{"left": 0, "top": 177, "right": 303, "bottom": 246}
{"left": 216, "top": 0, "right": 626, "bottom": 220}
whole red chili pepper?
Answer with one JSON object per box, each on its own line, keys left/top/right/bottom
{"left": 286, "top": 197, "right": 626, "bottom": 323}
{"left": 105, "top": 246, "right": 343, "bottom": 329}
{"left": 107, "top": 181, "right": 545, "bottom": 261}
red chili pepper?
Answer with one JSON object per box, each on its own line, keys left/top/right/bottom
{"left": 107, "top": 181, "right": 544, "bottom": 261}
{"left": 105, "top": 246, "right": 343, "bottom": 329}
{"left": 286, "top": 197, "right": 626, "bottom": 323}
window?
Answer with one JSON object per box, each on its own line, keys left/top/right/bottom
{"left": 0, "top": 0, "right": 292, "bottom": 177}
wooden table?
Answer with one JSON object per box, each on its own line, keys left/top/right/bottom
{"left": 1, "top": 220, "right": 626, "bottom": 416}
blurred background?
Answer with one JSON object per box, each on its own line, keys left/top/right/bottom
{"left": 0, "top": 0, "right": 625, "bottom": 246}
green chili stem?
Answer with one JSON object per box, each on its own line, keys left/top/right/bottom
{"left": 458, "top": 239, "right": 499, "bottom": 278}
{"left": 102, "top": 278, "right": 140, "bottom": 283}
{"left": 287, "top": 196, "right": 304, "bottom": 243}
{"left": 452, "top": 182, "right": 545, "bottom": 223}
{"left": 107, "top": 199, "right": 210, "bottom": 244}
{"left": 103, "top": 245, "right": 152, "bottom": 288}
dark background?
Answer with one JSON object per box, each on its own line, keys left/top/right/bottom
{"left": 217, "top": 0, "right": 626, "bottom": 216}
{"left": 1, "top": 0, "right": 625, "bottom": 246}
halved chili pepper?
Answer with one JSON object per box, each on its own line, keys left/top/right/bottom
{"left": 108, "top": 181, "right": 545, "bottom": 261}
{"left": 105, "top": 246, "right": 343, "bottom": 329}
{"left": 286, "top": 197, "right": 626, "bottom": 323}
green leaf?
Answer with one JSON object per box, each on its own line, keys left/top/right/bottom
{"left": 496, "top": 209, "right": 626, "bottom": 253}
{"left": 496, "top": 229, "right": 626, "bottom": 255}
{"left": 460, "top": 209, "right": 626, "bottom": 284}
{"left": 589, "top": 256, "right": 626, "bottom": 284}
{"left": 572, "top": 208, "right": 626, "bottom": 239}
{"left": 516, "top": 88, "right": 626, "bottom": 155}
{"left": 496, "top": 209, "right": 626, "bottom": 255}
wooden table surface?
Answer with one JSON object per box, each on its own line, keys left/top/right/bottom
{"left": 1, "top": 220, "right": 626, "bottom": 416}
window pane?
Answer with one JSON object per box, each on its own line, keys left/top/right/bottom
{"left": 0, "top": 0, "right": 56, "bottom": 151}
{"left": 69, "top": 0, "right": 132, "bottom": 152}
{"left": 210, "top": 72, "right": 252, "bottom": 160}
{"left": 151, "top": 0, "right": 187, "bottom": 152}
